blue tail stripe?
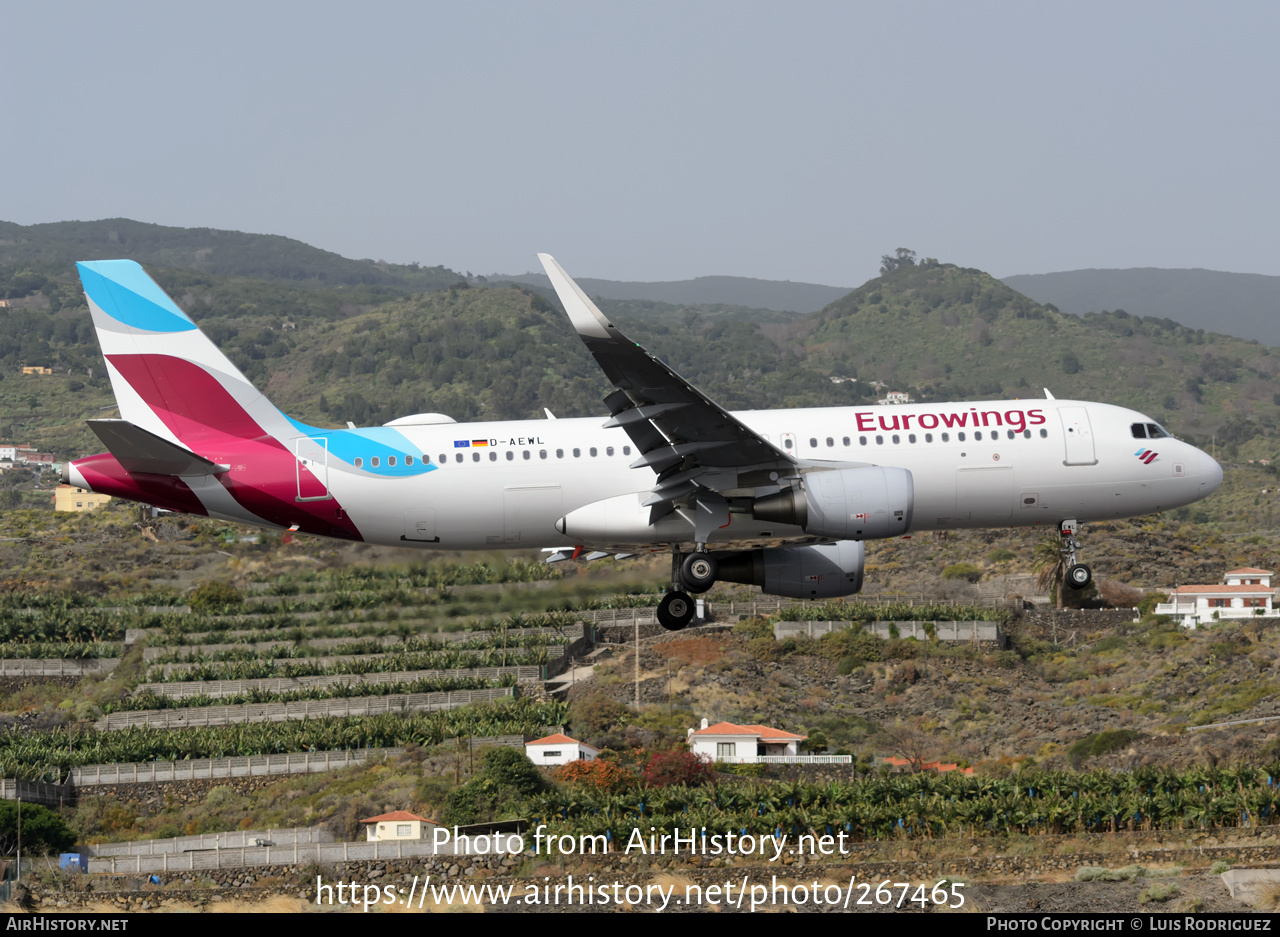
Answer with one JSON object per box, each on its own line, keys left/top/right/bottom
{"left": 77, "top": 260, "right": 197, "bottom": 333}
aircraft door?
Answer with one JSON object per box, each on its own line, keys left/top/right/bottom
{"left": 1058, "top": 407, "right": 1098, "bottom": 466}
{"left": 780, "top": 433, "right": 797, "bottom": 455}
{"left": 294, "top": 437, "right": 330, "bottom": 501}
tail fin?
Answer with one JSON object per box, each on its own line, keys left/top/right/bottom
{"left": 77, "top": 260, "right": 289, "bottom": 449}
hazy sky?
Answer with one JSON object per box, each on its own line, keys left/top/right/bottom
{"left": 4, "top": 2, "right": 1277, "bottom": 286}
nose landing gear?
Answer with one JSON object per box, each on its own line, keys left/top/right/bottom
{"left": 1059, "top": 519, "right": 1092, "bottom": 590}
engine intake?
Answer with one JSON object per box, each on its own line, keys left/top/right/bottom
{"left": 752, "top": 466, "right": 913, "bottom": 540}
{"left": 716, "top": 541, "right": 865, "bottom": 599}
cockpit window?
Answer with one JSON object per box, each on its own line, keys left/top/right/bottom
{"left": 1146, "top": 423, "right": 1168, "bottom": 439}
{"left": 1131, "top": 423, "right": 1147, "bottom": 439}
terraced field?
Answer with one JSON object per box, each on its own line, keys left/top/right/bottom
{"left": 0, "top": 558, "right": 631, "bottom": 780}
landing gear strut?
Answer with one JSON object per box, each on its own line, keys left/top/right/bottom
{"left": 1059, "top": 519, "right": 1092, "bottom": 590}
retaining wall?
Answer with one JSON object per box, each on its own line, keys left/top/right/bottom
{"left": 93, "top": 687, "right": 515, "bottom": 730}
{"left": 135, "top": 665, "right": 538, "bottom": 699}
{"left": 772, "top": 620, "right": 1004, "bottom": 645}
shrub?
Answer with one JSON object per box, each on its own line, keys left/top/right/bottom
{"left": 1067, "top": 729, "right": 1141, "bottom": 767}
{"left": 188, "top": 580, "right": 243, "bottom": 615}
{"left": 941, "top": 563, "right": 982, "bottom": 583}
{"left": 554, "top": 758, "right": 635, "bottom": 793}
{"left": 642, "top": 749, "right": 716, "bottom": 788}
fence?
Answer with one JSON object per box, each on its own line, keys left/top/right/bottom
{"left": 134, "top": 665, "right": 540, "bottom": 700}
{"left": 91, "top": 827, "right": 336, "bottom": 856}
{"left": 70, "top": 737, "right": 528, "bottom": 786}
{"left": 88, "top": 836, "right": 522, "bottom": 873}
{"left": 0, "top": 779, "right": 73, "bottom": 807}
{"left": 772, "top": 620, "right": 1004, "bottom": 644}
{"left": 0, "top": 659, "right": 120, "bottom": 676}
{"left": 93, "top": 687, "right": 515, "bottom": 730}
{"left": 70, "top": 748, "right": 406, "bottom": 785}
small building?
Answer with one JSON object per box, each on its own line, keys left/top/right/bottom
{"left": 1155, "top": 567, "right": 1277, "bottom": 628}
{"left": 359, "top": 810, "right": 443, "bottom": 842}
{"left": 687, "top": 720, "right": 806, "bottom": 763}
{"left": 54, "top": 485, "right": 112, "bottom": 512}
{"left": 21, "top": 367, "right": 52, "bottom": 375}
{"left": 525, "top": 733, "right": 599, "bottom": 766}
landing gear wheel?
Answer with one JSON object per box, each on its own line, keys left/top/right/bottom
{"left": 657, "top": 591, "right": 696, "bottom": 631}
{"left": 681, "top": 553, "right": 718, "bottom": 594}
{"left": 1066, "top": 564, "right": 1092, "bottom": 590}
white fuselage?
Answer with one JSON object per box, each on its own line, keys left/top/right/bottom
{"left": 320, "top": 398, "right": 1221, "bottom": 551}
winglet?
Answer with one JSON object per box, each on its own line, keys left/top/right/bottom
{"left": 537, "top": 253, "right": 619, "bottom": 341}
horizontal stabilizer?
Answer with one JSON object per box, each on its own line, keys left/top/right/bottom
{"left": 86, "top": 420, "right": 228, "bottom": 476}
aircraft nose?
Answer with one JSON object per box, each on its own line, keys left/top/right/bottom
{"left": 1199, "top": 449, "right": 1224, "bottom": 495}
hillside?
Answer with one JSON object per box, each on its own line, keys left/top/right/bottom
{"left": 1003, "top": 267, "right": 1280, "bottom": 347}
{"left": 0, "top": 218, "right": 461, "bottom": 292}
{"left": 799, "top": 258, "right": 1280, "bottom": 458}
{"left": 497, "top": 270, "right": 848, "bottom": 313}
{"left": 3, "top": 227, "right": 1280, "bottom": 477}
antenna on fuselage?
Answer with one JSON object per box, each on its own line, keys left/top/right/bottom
{"left": 1044, "top": 389, "right": 1056, "bottom": 400}
{"left": 544, "top": 408, "right": 557, "bottom": 420}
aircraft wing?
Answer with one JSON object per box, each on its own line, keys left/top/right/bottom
{"left": 538, "top": 254, "right": 796, "bottom": 511}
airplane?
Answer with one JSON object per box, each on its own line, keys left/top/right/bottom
{"left": 63, "top": 256, "right": 1223, "bottom": 630}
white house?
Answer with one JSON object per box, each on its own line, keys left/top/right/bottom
{"left": 687, "top": 720, "right": 807, "bottom": 763}
{"left": 360, "top": 810, "right": 443, "bottom": 842}
{"left": 525, "top": 733, "right": 599, "bottom": 766}
{"left": 1155, "top": 567, "right": 1277, "bottom": 628}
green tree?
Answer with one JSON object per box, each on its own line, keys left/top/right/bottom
{"left": 1032, "top": 536, "right": 1067, "bottom": 609}
{"left": 0, "top": 800, "right": 76, "bottom": 855}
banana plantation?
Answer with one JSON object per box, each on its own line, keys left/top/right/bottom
{"left": 529, "top": 764, "right": 1280, "bottom": 842}
{"left": 0, "top": 699, "right": 570, "bottom": 781}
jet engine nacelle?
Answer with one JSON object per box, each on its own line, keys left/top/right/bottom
{"left": 752, "top": 465, "right": 914, "bottom": 540}
{"left": 716, "top": 541, "right": 865, "bottom": 599}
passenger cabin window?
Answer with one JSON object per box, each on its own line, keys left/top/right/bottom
{"left": 957, "top": 432, "right": 966, "bottom": 442}
{"left": 506, "top": 451, "right": 514, "bottom": 461}
{"left": 522, "top": 450, "right": 531, "bottom": 460}
{"left": 810, "top": 437, "right": 818, "bottom": 447}
{"left": 439, "top": 454, "right": 447, "bottom": 463}
{"left": 606, "top": 446, "right": 614, "bottom": 456}
{"left": 371, "top": 457, "right": 380, "bottom": 467}
{"left": 489, "top": 452, "right": 496, "bottom": 461}
{"left": 455, "top": 453, "right": 463, "bottom": 463}
{"left": 573, "top": 448, "right": 581, "bottom": 457}
{"left": 354, "top": 457, "right": 363, "bottom": 468}
{"left": 539, "top": 450, "right": 547, "bottom": 459}
{"left": 875, "top": 435, "right": 884, "bottom": 445}
{"left": 556, "top": 449, "right": 564, "bottom": 458}
{"left": 623, "top": 446, "right": 632, "bottom": 455}
{"left": 842, "top": 436, "right": 850, "bottom": 446}
{"left": 941, "top": 432, "right": 949, "bottom": 442}
{"left": 859, "top": 436, "right": 867, "bottom": 445}
{"left": 405, "top": 455, "right": 414, "bottom": 465}
{"left": 826, "top": 437, "right": 834, "bottom": 447}
{"left": 924, "top": 433, "right": 933, "bottom": 443}
{"left": 388, "top": 456, "right": 397, "bottom": 466}
{"left": 908, "top": 434, "right": 916, "bottom": 443}
{"left": 589, "top": 447, "right": 598, "bottom": 457}
{"left": 1039, "top": 429, "right": 1048, "bottom": 438}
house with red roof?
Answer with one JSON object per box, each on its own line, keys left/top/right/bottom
{"left": 686, "top": 719, "right": 816, "bottom": 763}
{"left": 360, "top": 810, "right": 443, "bottom": 842}
{"left": 1155, "top": 567, "right": 1276, "bottom": 628}
{"left": 525, "top": 733, "right": 600, "bottom": 766}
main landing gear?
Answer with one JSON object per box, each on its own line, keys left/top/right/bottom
{"left": 657, "top": 547, "right": 718, "bottom": 631}
{"left": 1059, "top": 519, "right": 1092, "bottom": 590}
